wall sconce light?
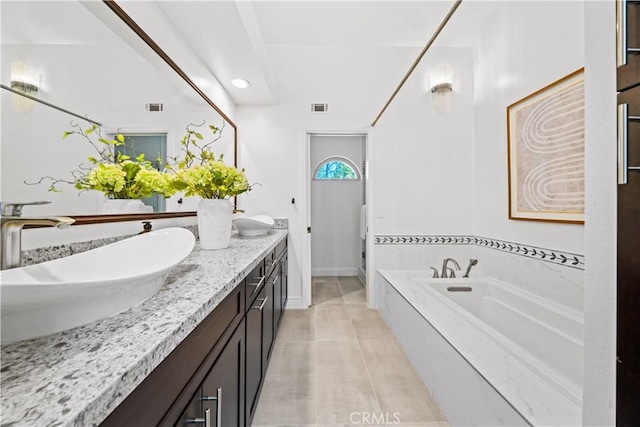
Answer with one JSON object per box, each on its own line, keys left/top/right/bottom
{"left": 10, "top": 60, "right": 39, "bottom": 113}
{"left": 431, "top": 82, "right": 453, "bottom": 114}
{"left": 430, "top": 62, "right": 453, "bottom": 114}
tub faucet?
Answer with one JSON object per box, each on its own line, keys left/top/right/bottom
{"left": 441, "top": 258, "right": 461, "bottom": 278}
{"left": 1, "top": 201, "right": 75, "bottom": 270}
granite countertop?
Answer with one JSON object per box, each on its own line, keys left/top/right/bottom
{"left": 0, "top": 229, "right": 288, "bottom": 427}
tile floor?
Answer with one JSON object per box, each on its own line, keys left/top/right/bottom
{"left": 252, "top": 276, "right": 448, "bottom": 427}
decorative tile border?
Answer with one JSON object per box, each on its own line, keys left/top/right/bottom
{"left": 375, "top": 235, "right": 475, "bottom": 245}
{"left": 374, "top": 234, "right": 585, "bottom": 270}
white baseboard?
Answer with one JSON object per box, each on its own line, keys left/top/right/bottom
{"left": 284, "top": 297, "right": 308, "bottom": 309}
{"left": 312, "top": 267, "right": 358, "bottom": 276}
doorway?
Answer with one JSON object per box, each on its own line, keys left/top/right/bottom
{"left": 309, "top": 134, "right": 366, "bottom": 304}
{"left": 115, "top": 133, "right": 167, "bottom": 213}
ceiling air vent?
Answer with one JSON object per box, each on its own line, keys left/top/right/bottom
{"left": 146, "top": 103, "right": 164, "bottom": 112}
{"left": 311, "top": 103, "right": 328, "bottom": 113}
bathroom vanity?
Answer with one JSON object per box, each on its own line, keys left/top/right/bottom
{"left": 0, "top": 229, "right": 288, "bottom": 427}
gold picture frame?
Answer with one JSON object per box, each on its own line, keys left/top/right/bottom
{"left": 507, "top": 68, "right": 585, "bottom": 224}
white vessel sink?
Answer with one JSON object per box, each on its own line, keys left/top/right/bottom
{"left": 233, "top": 215, "right": 274, "bottom": 237}
{"left": 0, "top": 227, "right": 195, "bottom": 344}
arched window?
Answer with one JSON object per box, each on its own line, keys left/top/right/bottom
{"left": 313, "top": 156, "right": 361, "bottom": 180}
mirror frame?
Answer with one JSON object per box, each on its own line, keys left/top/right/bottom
{"left": 42, "top": 0, "right": 238, "bottom": 226}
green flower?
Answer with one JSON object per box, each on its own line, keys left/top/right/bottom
{"left": 135, "top": 168, "right": 176, "bottom": 198}
{"left": 173, "top": 159, "right": 250, "bottom": 199}
{"left": 31, "top": 123, "right": 176, "bottom": 200}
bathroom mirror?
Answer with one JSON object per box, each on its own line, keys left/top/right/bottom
{"left": 0, "top": 0, "right": 236, "bottom": 221}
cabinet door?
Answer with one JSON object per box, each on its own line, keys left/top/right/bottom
{"left": 617, "top": 0, "right": 640, "bottom": 91}
{"left": 245, "top": 286, "right": 266, "bottom": 424}
{"left": 201, "top": 321, "right": 245, "bottom": 427}
{"left": 617, "top": 84, "right": 640, "bottom": 426}
{"left": 273, "top": 265, "right": 283, "bottom": 331}
{"left": 282, "top": 252, "right": 288, "bottom": 308}
{"left": 174, "top": 387, "right": 203, "bottom": 427}
{"left": 262, "top": 272, "right": 275, "bottom": 363}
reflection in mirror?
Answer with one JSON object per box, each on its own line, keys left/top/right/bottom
{"left": 1, "top": 1, "right": 234, "bottom": 216}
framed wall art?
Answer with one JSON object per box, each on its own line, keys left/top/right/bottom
{"left": 507, "top": 68, "right": 585, "bottom": 223}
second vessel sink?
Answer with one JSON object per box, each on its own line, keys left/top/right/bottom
{"left": 233, "top": 215, "right": 274, "bottom": 237}
{"left": 0, "top": 227, "right": 195, "bottom": 344}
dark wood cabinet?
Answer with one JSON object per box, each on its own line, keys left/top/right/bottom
{"left": 100, "top": 237, "right": 288, "bottom": 427}
{"left": 262, "top": 270, "right": 275, "bottom": 363}
{"left": 617, "top": 1, "right": 640, "bottom": 424}
{"left": 282, "top": 252, "right": 288, "bottom": 311}
{"left": 245, "top": 286, "right": 267, "bottom": 425}
{"left": 175, "top": 388, "right": 203, "bottom": 427}
{"left": 201, "top": 321, "right": 246, "bottom": 427}
{"left": 617, "top": 0, "right": 640, "bottom": 92}
{"left": 617, "top": 84, "right": 640, "bottom": 426}
{"left": 273, "top": 265, "right": 283, "bottom": 332}
{"left": 274, "top": 250, "right": 288, "bottom": 331}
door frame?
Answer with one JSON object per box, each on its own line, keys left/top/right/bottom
{"left": 104, "top": 126, "right": 172, "bottom": 212}
{"left": 301, "top": 129, "right": 374, "bottom": 308}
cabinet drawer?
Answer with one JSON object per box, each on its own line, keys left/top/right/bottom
{"left": 265, "top": 238, "right": 288, "bottom": 276}
{"left": 245, "top": 262, "right": 266, "bottom": 309}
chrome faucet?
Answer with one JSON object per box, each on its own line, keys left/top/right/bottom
{"left": 441, "top": 258, "right": 461, "bottom": 278}
{"left": 1, "top": 201, "right": 74, "bottom": 270}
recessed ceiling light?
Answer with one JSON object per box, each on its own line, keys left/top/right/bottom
{"left": 232, "top": 78, "right": 251, "bottom": 89}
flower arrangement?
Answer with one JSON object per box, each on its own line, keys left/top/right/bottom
{"left": 29, "top": 122, "right": 175, "bottom": 199}
{"left": 170, "top": 121, "right": 251, "bottom": 199}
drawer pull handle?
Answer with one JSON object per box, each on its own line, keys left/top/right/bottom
{"left": 201, "top": 387, "right": 222, "bottom": 426}
{"left": 248, "top": 276, "right": 265, "bottom": 295}
{"left": 271, "top": 275, "right": 280, "bottom": 285}
{"left": 618, "top": 103, "right": 640, "bottom": 185}
{"left": 617, "top": 0, "right": 628, "bottom": 67}
{"left": 253, "top": 296, "right": 269, "bottom": 311}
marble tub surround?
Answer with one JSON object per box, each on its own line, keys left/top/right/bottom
{"left": 378, "top": 270, "right": 582, "bottom": 427}
{"left": 1, "top": 230, "right": 288, "bottom": 427}
{"left": 374, "top": 235, "right": 584, "bottom": 310}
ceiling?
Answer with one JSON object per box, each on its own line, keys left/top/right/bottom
{"left": 154, "top": 1, "right": 498, "bottom": 107}
{"left": 3, "top": 1, "right": 498, "bottom": 108}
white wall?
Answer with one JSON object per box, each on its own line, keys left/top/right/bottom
{"left": 310, "top": 134, "right": 364, "bottom": 276}
{"left": 237, "top": 44, "right": 419, "bottom": 306}
{"left": 370, "top": 47, "right": 476, "bottom": 236}
{"left": 582, "top": 1, "right": 617, "bottom": 424}
{"left": 472, "top": 1, "right": 585, "bottom": 254}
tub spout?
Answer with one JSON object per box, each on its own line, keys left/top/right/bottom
{"left": 441, "top": 258, "right": 461, "bottom": 278}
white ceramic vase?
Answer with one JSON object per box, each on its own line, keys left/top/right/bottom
{"left": 102, "top": 199, "right": 146, "bottom": 214}
{"left": 197, "top": 199, "right": 233, "bottom": 250}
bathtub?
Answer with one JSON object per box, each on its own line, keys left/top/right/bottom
{"left": 378, "top": 270, "right": 583, "bottom": 426}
